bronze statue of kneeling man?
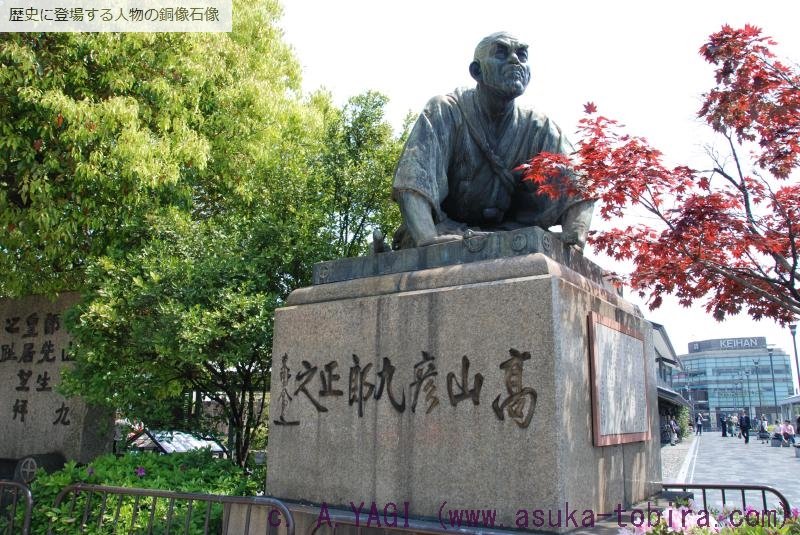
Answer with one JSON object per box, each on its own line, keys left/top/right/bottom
{"left": 391, "top": 31, "right": 593, "bottom": 251}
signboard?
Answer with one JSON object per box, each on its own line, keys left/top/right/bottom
{"left": 588, "top": 312, "right": 650, "bottom": 446}
{"left": 688, "top": 337, "right": 767, "bottom": 353}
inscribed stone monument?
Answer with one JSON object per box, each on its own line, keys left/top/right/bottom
{"left": 267, "top": 249, "right": 660, "bottom": 532}
{"left": 0, "top": 293, "right": 111, "bottom": 467}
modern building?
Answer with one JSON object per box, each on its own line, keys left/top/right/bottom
{"left": 777, "top": 393, "right": 800, "bottom": 425}
{"left": 673, "top": 336, "right": 794, "bottom": 426}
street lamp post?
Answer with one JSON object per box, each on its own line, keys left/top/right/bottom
{"left": 736, "top": 378, "right": 743, "bottom": 413}
{"left": 768, "top": 347, "right": 779, "bottom": 421}
{"left": 753, "top": 359, "right": 763, "bottom": 417}
{"left": 744, "top": 370, "right": 753, "bottom": 418}
{"left": 790, "top": 324, "right": 800, "bottom": 395}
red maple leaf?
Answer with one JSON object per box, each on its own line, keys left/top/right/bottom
{"left": 513, "top": 25, "right": 800, "bottom": 323}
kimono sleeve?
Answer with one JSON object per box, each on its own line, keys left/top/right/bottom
{"left": 392, "top": 95, "right": 458, "bottom": 222}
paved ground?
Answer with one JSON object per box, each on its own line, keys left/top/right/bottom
{"left": 280, "top": 435, "right": 796, "bottom": 535}
{"left": 685, "top": 431, "right": 800, "bottom": 510}
{"left": 577, "top": 432, "right": 799, "bottom": 534}
{"left": 661, "top": 434, "right": 695, "bottom": 481}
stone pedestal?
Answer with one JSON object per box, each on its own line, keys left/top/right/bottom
{"left": 0, "top": 293, "right": 112, "bottom": 465}
{"left": 266, "top": 247, "right": 661, "bottom": 532}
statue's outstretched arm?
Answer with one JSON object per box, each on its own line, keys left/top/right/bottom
{"left": 398, "top": 190, "right": 436, "bottom": 245}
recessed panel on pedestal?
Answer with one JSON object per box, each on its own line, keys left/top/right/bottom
{"left": 588, "top": 311, "right": 650, "bottom": 446}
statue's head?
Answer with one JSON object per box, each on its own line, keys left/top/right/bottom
{"left": 470, "top": 32, "right": 531, "bottom": 100}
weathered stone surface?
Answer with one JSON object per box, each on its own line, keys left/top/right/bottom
{"left": 0, "top": 293, "right": 112, "bottom": 463}
{"left": 267, "top": 254, "right": 660, "bottom": 531}
{"left": 314, "top": 227, "right": 614, "bottom": 292}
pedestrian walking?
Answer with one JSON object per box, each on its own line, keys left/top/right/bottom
{"left": 740, "top": 411, "right": 751, "bottom": 444}
{"left": 727, "top": 415, "right": 734, "bottom": 437}
{"left": 695, "top": 413, "right": 703, "bottom": 435}
{"left": 732, "top": 413, "right": 740, "bottom": 438}
{"left": 720, "top": 414, "right": 727, "bottom": 437}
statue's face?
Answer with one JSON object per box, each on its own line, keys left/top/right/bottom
{"left": 477, "top": 35, "right": 530, "bottom": 99}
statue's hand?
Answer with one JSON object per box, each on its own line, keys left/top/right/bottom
{"left": 370, "top": 229, "right": 388, "bottom": 255}
{"left": 559, "top": 200, "right": 594, "bottom": 250}
{"left": 417, "top": 234, "right": 463, "bottom": 247}
{"left": 554, "top": 230, "right": 582, "bottom": 248}
{"left": 553, "top": 229, "right": 588, "bottom": 252}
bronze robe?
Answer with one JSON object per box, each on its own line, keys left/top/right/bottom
{"left": 393, "top": 87, "right": 580, "bottom": 244}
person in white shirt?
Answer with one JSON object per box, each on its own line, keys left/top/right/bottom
{"left": 772, "top": 421, "right": 784, "bottom": 440}
{"left": 758, "top": 415, "right": 769, "bottom": 444}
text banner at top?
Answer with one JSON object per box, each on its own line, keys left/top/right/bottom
{"left": 0, "top": 0, "right": 232, "bottom": 32}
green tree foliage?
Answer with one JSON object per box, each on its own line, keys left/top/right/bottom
{"left": 0, "top": 3, "right": 406, "bottom": 466}
{"left": 0, "top": 0, "right": 304, "bottom": 297}
{"left": 307, "top": 90, "right": 404, "bottom": 258}
{"left": 63, "top": 212, "right": 281, "bottom": 466}
{"left": 677, "top": 406, "right": 691, "bottom": 438}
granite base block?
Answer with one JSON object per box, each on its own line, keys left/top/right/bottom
{"left": 266, "top": 253, "right": 661, "bottom": 532}
{"left": 0, "top": 293, "right": 113, "bottom": 464}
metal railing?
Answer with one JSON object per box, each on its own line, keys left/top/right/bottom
{"left": 3, "top": 479, "right": 794, "bottom": 535}
{"left": 662, "top": 482, "right": 791, "bottom": 519}
{"left": 49, "top": 483, "right": 294, "bottom": 535}
{"left": 289, "top": 484, "right": 795, "bottom": 535}
{"left": 0, "top": 480, "right": 33, "bottom": 535}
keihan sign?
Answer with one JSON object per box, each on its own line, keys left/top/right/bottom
{"left": 688, "top": 337, "right": 767, "bottom": 353}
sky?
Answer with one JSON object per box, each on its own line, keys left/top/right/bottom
{"left": 277, "top": 1, "right": 800, "bottom": 380}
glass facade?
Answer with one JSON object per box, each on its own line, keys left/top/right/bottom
{"left": 656, "top": 360, "right": 677, "bottom": 390}
{"left": 672, "top": 337, "right": 794, "bottom": 425}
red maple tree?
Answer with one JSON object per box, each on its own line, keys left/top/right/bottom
{"left": 518, "top": 25, "right": 800, "bottom": 323}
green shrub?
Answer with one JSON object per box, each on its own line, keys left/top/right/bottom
{"left": 677, "top": 406, "right": 691, "bottom": 438}
{"left": 12, "top": 450, "right": 264, "bottom": 534}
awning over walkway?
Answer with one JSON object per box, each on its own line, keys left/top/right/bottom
{"left": 777, "top": 393, "right": 800, "bottom": 406}
{"left": 777, "top": 393, "right": 800, "bottom": 421}
{"left": 658, "top": 386, "right": 692, "bottom": 409}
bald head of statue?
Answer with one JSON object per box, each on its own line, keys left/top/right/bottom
{"left": 469, "top": 32, "right": 531, "bottom": 101}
